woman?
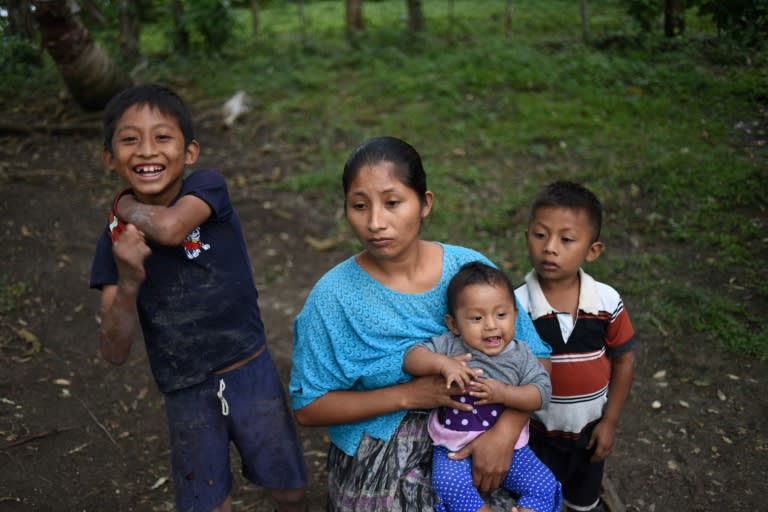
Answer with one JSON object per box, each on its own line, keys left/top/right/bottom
{"left": 289, "top": 136, "right": 551, "bottom": 511}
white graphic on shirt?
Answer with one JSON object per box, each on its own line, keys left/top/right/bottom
{"left": 182, "top": 227, "right": 211, "bottom": 259}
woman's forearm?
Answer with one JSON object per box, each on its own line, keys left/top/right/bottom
{"left": 294, "top": 385, "right": 409, "bottom": 426}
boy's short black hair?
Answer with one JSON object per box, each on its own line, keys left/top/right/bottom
{"left": 102, "top": 84, "right": 195, "bottom": 153}
{"left": 447, "top": 261, "right": 517, "bottom": 317}
{"left": 529, "top": 180, "right": 603, "bottom": 241}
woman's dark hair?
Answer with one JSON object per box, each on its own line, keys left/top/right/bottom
{"left": 529, "top": 180, "right": 603, "bottom": 241}
{"left": 342, "top": 136, "right": 429, "bottom": 205}
{"left": 102, "top": 84, "right": 196, "bottom": 153}
{"left": 446, "top": 261, "right": 517, "bottom": 317}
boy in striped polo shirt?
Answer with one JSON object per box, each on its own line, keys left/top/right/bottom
{"left": 514, "top": 181, "right": 636, "bottom": 512}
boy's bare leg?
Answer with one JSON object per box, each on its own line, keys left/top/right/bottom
{"left": 209, "top": 495, "right": 232, "bottom": 512}
{"left": 271, "top": 487, "right": 308, "bottom": 512}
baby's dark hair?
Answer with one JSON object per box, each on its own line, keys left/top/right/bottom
{"left": 102, "top": 84, "right": 195, "bottom": 153}
{"left": 530, "top": 180, "right": 603, "bottom": 241}
{"left": 446, "top": 261, "right": 517, "bottom": 317}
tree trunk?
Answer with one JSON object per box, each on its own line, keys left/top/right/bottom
{"left": 505, "top": 0, "right": 513, "bottom": 37}
{"left": 405, "top": 0, "right": 425, "bottom": 32}
{"left": 171, "top": 0, "right": 189, "bottom": 54}
{"left": 579, "top": 0, "right": 590, "bottom": 42}
{"left": 119, "top": 0, "right": 141, "bottom": 65}
{"left": 250, "top": 0, "right": 260, "bottom": 38}
{"left": 32, "top": 0, "right": 133, "bottom": 111}
{"left": 7, "top": 0, "right": 38, "bottom": 40}
{"left": 664, "top": 0, "right": 685, "bottom": 36}
{"left": 346, "top": 0, "right": 364, "bottom": 36}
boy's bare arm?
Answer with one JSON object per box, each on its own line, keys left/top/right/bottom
{"left": 588, "top": 349, "right": 635, "bottom": 461}
{"left": 99, "top": 225, "right": 150, "bottom": 364}
{"left": 603, "top": 349, "right": 635, "bottom": 425}
{"left": 117, "top": 193, "right": 212, "bottom": 246}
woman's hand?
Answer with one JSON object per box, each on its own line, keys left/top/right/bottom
{"left": 448, "top": 408, "right": 527, "bottom": 492}
{"left": 401, "top": 375, "right": 475, "bottom": 412}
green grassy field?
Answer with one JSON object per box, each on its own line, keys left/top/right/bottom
{"left": 6, "top": 0, "right": 767, "bottom": 358}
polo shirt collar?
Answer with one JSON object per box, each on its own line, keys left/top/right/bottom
{"left": 524, "top": 268, "right": 600, "bottom": 319}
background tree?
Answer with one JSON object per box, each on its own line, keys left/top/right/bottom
{"left": 405, "top": 0, "right": 425, "bottom": 32}
{"left": 6, "top": 0, "right": 38, "bottom": 40}
{"left": 665, "top": 0, "right": 685, "bottom": 36}
{"left": 171, "top": 0, "right": 190, "bottom": 53}
{"left": 580, "top": 0, "right": 590, "bottom": 41}
{"left": 118, "top": 0, "right": 141, "bottom": 65}
{"left": 32, "top": 0, "right": 133, "bottom": 111}
{"left": 251, "top": 0, "right": 260, "bottom": 38}
{"left": 346, "top": 0, "right": 364, "bottom": 35}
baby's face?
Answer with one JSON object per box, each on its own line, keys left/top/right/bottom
{"left": 448, "top": 284, "right": 517, "bottom": 357}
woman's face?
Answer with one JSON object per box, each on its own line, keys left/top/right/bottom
{"left": 345, "top": 161, "right": 432, "bottom": 261}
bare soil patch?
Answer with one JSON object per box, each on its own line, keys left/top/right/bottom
{"left": 0, "top": 96, "right": 765, "bottom": 511}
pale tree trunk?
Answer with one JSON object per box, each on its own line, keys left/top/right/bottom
{"left": 119, "top": 0, "right": 141, "bottom": 65}
{"left": 579, "top": 0, "right": 590, "bottom": 42}
{"left": 664, "top": 0, "right": 685, "bottom": 36}
{"left": 32, "top": 0, "right": 133, "bottom": 111}
{"left": 346, "top": 0, "right": 364, "bottom": 36}
{"left": 405, "top": 0, "right": 425, "bottom": 32}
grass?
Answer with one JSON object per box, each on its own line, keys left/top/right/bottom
{"left": 0, "top": 276, "right": 29, "bottom": 314}
{"left": 3, "top": 0, "right": 766, "bottom": 358}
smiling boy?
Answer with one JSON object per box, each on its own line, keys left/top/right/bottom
{"left": 90, "top": 84, "right": 307, "bottom": 512}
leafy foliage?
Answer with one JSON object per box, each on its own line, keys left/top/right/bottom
{"left": 1, "top": 0, "right": 765, "bottom": 358}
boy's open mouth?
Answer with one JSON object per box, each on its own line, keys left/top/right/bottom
{"left": 134, "top": 164, "right": 165, "bottom": 175}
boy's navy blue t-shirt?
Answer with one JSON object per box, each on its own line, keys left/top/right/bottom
{"left": 90, "top": 169, "right": 265, "bottom": 393}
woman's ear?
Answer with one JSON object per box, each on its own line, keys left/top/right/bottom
{"left": 421, "top": 190, "right": 434, "bottom": 219}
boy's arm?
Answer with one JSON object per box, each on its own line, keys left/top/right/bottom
{"left": 588, "top": 349, "right": 635, "bottom": 461}
{"left": 98, "top": 224, "right": 150, "bottom": 365}
{"left": 117, "top": 193, "right": 212, "bottom": 246}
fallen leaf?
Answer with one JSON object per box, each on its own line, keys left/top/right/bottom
{"left": 717, "top": 389, "right": 726, "bottom": 401}
{"left": 653, "top": 370, "right": 667, "bottom": 379}
{"left": 20, "top": 225, "right": 32, "bottom": 237}
{"left": 53, "top": 379, "right": 71, "bottom": 386}
{"left": 667, "top": 460, "right": 679, "bottom": 471}
{"left": 651, "top": 400, "right": 662, "bottom": 409}
{"left": 150, "top": 476, "right": 169, "bottom": 490}
{"left": 15, "top": 328, "right": 41, "bottom": 356}
{"left": 722, "top": 436, "right": 733, "bottom": 444}
{"left": 679, "top": 400, "right": 690, "bottom": 408}
{"left": 67, "top": 443, "right": 88, "bottom": 455}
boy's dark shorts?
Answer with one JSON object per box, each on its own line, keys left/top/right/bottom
{"left": 164, "top": 348, "right": 307, "bottom": 512}
{"left": 529, "top": 433, "right": 604, "bottom": 511}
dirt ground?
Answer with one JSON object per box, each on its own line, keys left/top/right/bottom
{"left": 0, "top": 94, "right": 765, "bottom": 512}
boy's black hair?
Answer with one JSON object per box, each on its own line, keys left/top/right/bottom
{"left": 446, "top": 261, "right": 517, "bottom": 317}
{"left": 102, "top": 84, "right": 196, "bottom": 153}
{"left": 529, "top": 180, "right": 603, "bottom": 241}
